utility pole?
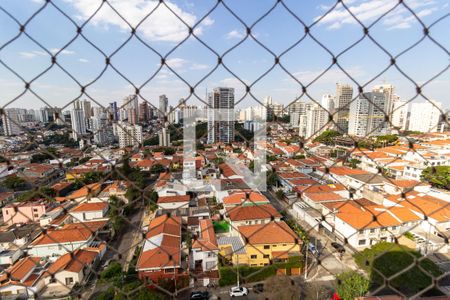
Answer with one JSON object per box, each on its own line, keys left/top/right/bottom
{"left": 304, "top": 245, "right": 308, "bottom": 280}
{"left": 237, "top": 253, "right": 240, "bottom": 287}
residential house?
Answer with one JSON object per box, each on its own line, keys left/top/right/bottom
{"left": 157, "top": 195, "right": 190, "bottom": 210}
{"left": 191, "top": 219, "right": 219, "bottom": 286}
{"left": 225, "top": 204, "right": 281, "bottom": 236}
{"left": 40, "top": 248, "right": 101, "bottom": 297}
{"left": 0, "top": 257, "right": 46, "bottom": 298}
{"left": 2, "top": 202, "right": 47, "bottom": 226}
{"left": 69, "top": 201, "right": 108, "bottom": 223}
{"left": 28, "top": 228, "right": 93, "bottom": 258}
{"left": 238, "top": 221, "right": 301, "bottom": 266}
{"left": 136, "top": 215, "right": 187, "bottom": 286}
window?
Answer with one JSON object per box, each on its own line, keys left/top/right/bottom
{"left": 359, "top": 230, "right": 364, "bottom": 234}
{"left": 250, "top": 255, "right": 257, "bottom": 259}
{"left": 263, "top": 254, "right": 270, "bottom": 259}
{"left": 33, "top": 208, "right": 38, "bottom": 212}
{"left": 65, "top": 277, "right": 74, "bottom": 285}
{"left": 359, "top": 239, "right": 366, "bottom": 246}
{"left": 391, "top": 226, "right": 398, "bottom": 230}
{"left": 370, "top": 229, "right": 375, "bottom": 233}
{"left": 263, "top": 245, "right": 270, "bottom": 249}
{"left": 34, "top": 214, "right": 39, "bottom": 218}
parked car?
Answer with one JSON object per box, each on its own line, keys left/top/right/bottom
{"left": 190, "top": 291, "right": 209, "bottom": 300}
{"left": 230, "top": 286, "right": 249, "bottom": 297}
{"left": 331, "top": 242, "right": 345, "bottom": 253}
{"left": 308, "top": 243, "right": 318, "bottom": 255}
{"left": 253, "top": 283, "right": 264, "bottom": 293}
{"left": 101, "top": 259, "right": 112, "bottom": 270}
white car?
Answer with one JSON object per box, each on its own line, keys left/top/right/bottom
{"left": 229, "top": 286, "right": 248, "bottom": 297}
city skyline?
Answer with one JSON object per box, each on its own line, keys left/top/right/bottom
{"left": 0, "top": 0, "right": 449, "bottom": 110}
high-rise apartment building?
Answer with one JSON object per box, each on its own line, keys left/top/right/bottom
{"left": 305, "top": 104, "right": 329, "bottom": 139}
{"left": 70, "top": 103, "right": 87, "bottom": 141}
{"left": 109, "top": 102, "right": 119, "bottom": 121}
{"left": 207, "top": 87, "right": 235, "bottom": 144}
{"left": 321, "top": 94, "right": 335, "bottom": 112}
{"left": 159, "top": 127, "right": 171, "bottom": 147}
{"left": 115, "top": 122, "right": 143, "bottom": 148}
{"left": 373, "top": 84, "right": 395, "bottom": 119}
{"left": 91, "top": 109, "right": 114, "bottom": 146}
{"left": 122, "top": 95, "right": 139, "bottom": 125}
{"left": 348, "top": 92, "right": 387, "bottom": 137}
{"left": 408, "top": 101, "right": 443, "bottom": 133}
{"left": 391, "top": 96, "right": 408, "bottom": 131}
{"left": 159, "top": 95, "right": 168, "bottom": 120}
{"left": 139, "top": 101, "right": 149, "bottom": 123}
{"left": 334, "top": 83, "right": 353, "bottom": 133}
{"left": 1, "top": 108, "right": 24, "bottom": 136}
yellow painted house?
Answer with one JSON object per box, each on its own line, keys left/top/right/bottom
{"left": 217, "top": 236, "right": 249, "bottom": 266}
{"left": 238, "top": 221, "right": 301, "bottom": 267}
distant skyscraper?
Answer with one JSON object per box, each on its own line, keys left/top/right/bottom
{"left": 391, "top": 96, "right": 408, "bottom": 131}
{"left": 159, "top": 127, "right": 171, "bottom": 147}
{"left": 122, "top": 95, "right": 139, "bottom": 124}
{"left": 91, "top": 109, "right": 113, "bottom": 145}
{"left": 159, "top": 95, "right": 168, "bottom": 120}
{"left": 348, "top": 92, "right": 387, "bottom": 137}
{"left": 321, "top": 94, "right": 335, "bottom": 112}
{"left": 139, "top": 101, "right": 149, "bottom": 123}
{"left": 334, "top": 83, "right": 353, "bottom": 133}
{"left": 115, "top": 122, "right": 143, "bottom": 148}
{"left": 70, "top": 102, "right": 87, "bottom": 141}
{"left": 408, "top": 100, "right": 442, "bottom": 133}
{"left": 109, "top": 102, "right": 119, "bottom": 121}
{"left": 305, "top": 104, "right": 329, "bottom": 139}
{"left": 81, "top": 100, "right": 92, "bottom": 119}
{"left": 2, "top": 108, "right": 24, "bottom": 136}
{"left": 372, "top": 84, "right": 395, "bottom": 119}
{"left": 207, "top": 87, "right": 235, "bottom": 144}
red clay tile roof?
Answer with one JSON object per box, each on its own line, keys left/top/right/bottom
{"left": 223, "top": 192, "right": 270, "bottom": 206}
{"left": 30, "top": 228, "right": 92, "bottom": 246}
{"left": 46, "top": 249, "right": 97, "bottom": 274}
{"left": 2, "top": 257, "right": 41, "bottom": 282}
{"left": 226, "top": 204, "right": 281, "bottom": 221}
{"left": 71, "top": 201, "right": 108, "bottom": 212}
{"left": 238, "top": 221, "right": 299, "bottom": 245}
{"left": 157, "top": 195, "right": 190, "bottom": 204}
{"left": 192, "top": 219, "right": 218, "bottom": 251}
{"left": 303, "top": 192, "right": 346, "bottom": 203}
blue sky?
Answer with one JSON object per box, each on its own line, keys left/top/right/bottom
{"left": 0, "top": 0, "right": 449, "bottom": 111}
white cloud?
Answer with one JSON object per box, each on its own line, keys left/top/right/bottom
{"left": 64, "top": 0, "right": 213, "bottom": 42}
{"left": 50, "top": 48, "right": 76, "bottom": 55}
{"left": 78, "top": 58, "right": 89, "bottom": 63}
{"left": 315, "top": 0, "right": 439, "bottom": 30}
{"left": 190, "top": 63, "right": 209, "bottom": 70}
{"left": 226, "top": 29, "right": 245, "bottom": 39}
{"left": 165, "top": 57, "right": 188, "bottom": 69}
{"left": 290, "top": 66, "right": 366, "bottom": 84}
{"left": 19, "top": 50, "right": 47, "bottom": 58}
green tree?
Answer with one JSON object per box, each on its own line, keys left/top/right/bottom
{"left": 275, "top": 189, "right": 285, "bottom": 200}
{"left": 150, "top": 164, "right": 165, "bottom": 174}
{"left": 354, "top": 242, "right": 442, "bottom": 295}
{"left": 421, "top": 166, "right": 450, "bottom": 190}
{"left": 349, "top": 158, "right": 361, "bottom": 169}
{"left": 82, "top": 171, "right": 103, "bottom": 184}
{"left": 143, "top": 136, "right": 159, "bottom": 146}
{"left": 2, "top": 175, "right": 27, "bottom": 191}
{"left": 335, "top": 271, "right": 369, "bottom": 300}
{"left": 313, "top": 130, "right": 341, "bottom": 145}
